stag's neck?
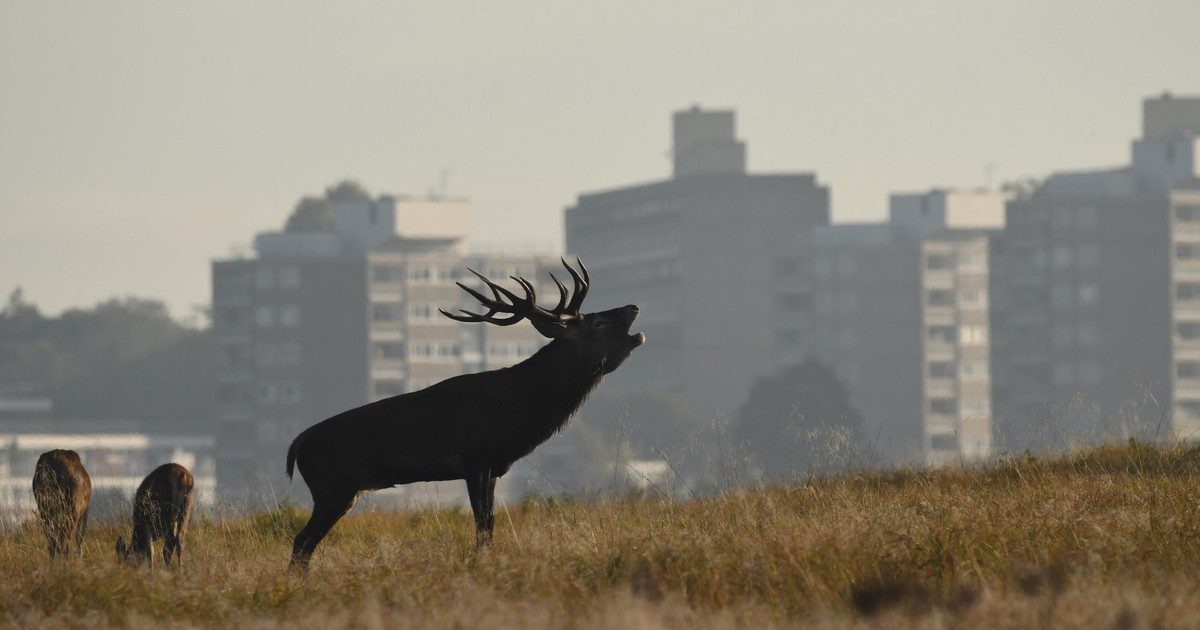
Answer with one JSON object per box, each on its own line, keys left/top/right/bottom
{"left": 501, "top": 340, "right": 601, "bottom": 435}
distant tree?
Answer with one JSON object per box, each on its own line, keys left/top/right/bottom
{"left": 580, "top": 389, "right": 691, "bottom": 459}
{"left": 283, "top": 179, "right": 373, "bottom": 232}
{"left": 284, "top": 196, "right": 334, "bottom": 233}
{"left": 323, "top": 179, "right": 371, "bottom": 202}
{"left": 1000, "top": 176, "right": 1043, "bottom": 201}
{"left": 0, "top": 294, "right": 212, "bottom": 432}
{"left": 734, "top": 360, "right": 862, "bottom": 479}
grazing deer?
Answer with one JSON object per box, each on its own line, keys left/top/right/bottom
{"left": 116, "top": 463, "right": 195, "bottom": 567}
{"left": 32, "top": 449, "right": 92, "bottom": 559}
{"left": 286, "top": 258, "right": 644, "bottom": 568}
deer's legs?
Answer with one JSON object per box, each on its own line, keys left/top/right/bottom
{"left": 466, "top": 471, "right": 495, "bottom": 548}
{"left": 75, "top": 511, "right": 88, "bottom": 559}
{"left": 290, "top": 490, "right": 356, "bottom": 570}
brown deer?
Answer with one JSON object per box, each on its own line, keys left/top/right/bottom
{"left": 286, "top": 258, "right": 644, "bottom": 568}
{"left": 115, "top": 463, "right": 195, "bottom": 567}
{"left": 32, "top": 449, "right": 92, "bottom": 559}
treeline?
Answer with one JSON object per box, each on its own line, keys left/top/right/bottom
{"left": 0, "top": 289, "right": 212, "bottom": 433}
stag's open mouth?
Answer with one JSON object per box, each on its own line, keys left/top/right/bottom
{"left": 629, "top": 331, "right": 646, "bottom": 347}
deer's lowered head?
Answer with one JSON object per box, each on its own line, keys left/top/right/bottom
{"left": 441, "top": 257, "right": 645, "bottom": 376}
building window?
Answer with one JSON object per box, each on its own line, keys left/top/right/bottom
{"left": 959, "top": 289, "right": 987, "bottom": 307}
{"left": 279, "top": 266, "right": 301, "bottom": 289}
{"left": 277, "top": 343, "right": 302, "bottom": 366}
{"left": 255, "top": 306, "right": 275, "bottom": 328}
{"left": 961, "top": 362, "right": 989, "bottom": 380}
{"left": 930, "top": 398, "right": 956, "bottom": 415}
{"left": 408, "top": 303, "right": 440, "bottom": 321}
{"left": 1051, "top": 285, "right": 1073, "bottom": 308}
{"left": 280, "top": 382, "right": 303, "bottom": 404}
{"left": 927, "top": 326, "right": 956, "bottom": 344}
{"left": 963, "top": 398, "right": 990, "bottom": 415}
{"left": 219, "top": 307, "right": 246, "bottom": 327}
{"left": 255, "top": 267, "right": 274, "bottom": 289}
{"left": 959, "top": 325, "right": 988, "bottom": 345}
{"left": 1077, "top": 245, "right": 1100, "bottom": 268}
{"left": 372, "top": 264, "right": 401, "bottom": 283}
{"left": 1176, "top": 204, "right": 1200, "bottom": 222}
{"left": 256, "top": 383, "right": 277, "bottom": 404}
{"left": 1052, "top": 246, "right": 1073, "bottom": 269}
{"left": 372, "top": 303, "right": 403, "bottom": 322}
{"left": 929, "top": 362, "right": 956, "bottom": 379}
{"left": 1177, "top": 244, "right": 1200, "bottom": 261}
{"left": 958, "top": 252, "right": 986, "bottom": 271}
{"left": 407, "top": 266, "right": 432, "bottom": 283}
{"left": 927, "top": 289, "right": 955, "bottom": 307}
{"left": 1078, "top": 285, "right": 1099, "bottom": 306}
{"left": 1179, "top": 362, "right": 1200, "bottom": 379}
{"left": 1053, "top": 324, "right": 1073, "bottom": 348}
{"left": 222, "top": 345, "right": 253, "bottom": 369}
{"left": 374, "top": 342, "right": 405, "bottom": 360}
{"left": 930, "top": 433, "right": 957, "bottom": 451}
{"left": 256, "top": 344, "right": 276, "bottom": 366}
{"left": 280, "top": 304, "right": 301, "bottom": 327}
{"left": 374, "top": 380, "right": 405, "bottom": 397}
{"left": 1178, "top": 283, "right": 1200, "bottom": 301}
{"left": 926, "top": 253, "right": 953, "bottom": 270}
{"left": 1078, "top": 321, "right": 1100, "bottom": 346}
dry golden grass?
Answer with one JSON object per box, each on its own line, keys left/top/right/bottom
{"left": 5, "top": 441, "right": 1200, "bottom": 628}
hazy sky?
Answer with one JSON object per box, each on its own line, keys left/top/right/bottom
{"left": 2, "top": 2, "right": 1198, "bottom": 318}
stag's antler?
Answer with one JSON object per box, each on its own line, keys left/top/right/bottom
{"left": 440, "top": 258, "right": 590, "bottom": 338}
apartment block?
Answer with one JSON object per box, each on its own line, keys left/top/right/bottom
{"left": 810, "top": 190, "right": 1001, "bottom": 465}
{"left": 564, "top": 106, "right": 830, "bottom": 424}
{"left": 992, "top": 93, "right": 1200, "bottom": 447}
{"left": 212, "top": 194, "right": 556, "bottom": 502}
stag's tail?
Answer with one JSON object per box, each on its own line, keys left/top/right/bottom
{"left": 285, "top": 430, "right": 306, "bottom": 480}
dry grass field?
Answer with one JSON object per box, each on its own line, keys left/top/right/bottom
{"left": 4, "top": 441, "right": 1200, "bottom": 628}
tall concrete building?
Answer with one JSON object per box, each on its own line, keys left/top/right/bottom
{"left": 811, "top": 190, "right": 1002, "bottom": 465}
{"left": 211, "top": 194, "right": 559, "bottom": 501}
{"left": 564, "top": 107, "right": 830, "bottom": 423}
{"left": 992, "top": 93, "right": 1200, "bottom": 447}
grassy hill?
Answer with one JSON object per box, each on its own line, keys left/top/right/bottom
{"left": 4, "top": 441, "right": 1200, "bottom": 628}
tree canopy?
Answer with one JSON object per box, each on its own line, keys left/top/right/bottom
{"left": 733, "top": 360, "right": 862, "bottom": 479}
{"left": 283, "top": 179, "right": 373, "bottom": 233}
{"left": 0, "top": 289, "right": 212, "bottom": 432}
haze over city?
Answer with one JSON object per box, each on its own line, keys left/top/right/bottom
{"left": 3, "top": 1, "right": 1199, "bottom": 316}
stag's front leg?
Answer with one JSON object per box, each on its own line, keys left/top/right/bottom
{"left": 465, "top": 471, "right": 493, "bottom": 549}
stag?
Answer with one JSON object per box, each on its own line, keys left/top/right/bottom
{"left": 286, "top": 258, "right": 644, "bottom": 568}
{"left": 115, "top": 463, "right": 195, "bottom": 567}
{"left": 32, "top": 449, "right": 92, "bottom": 559}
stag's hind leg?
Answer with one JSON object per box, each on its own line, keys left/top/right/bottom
{"left": 290, "top": 489, "right": 356, "bottom": 570}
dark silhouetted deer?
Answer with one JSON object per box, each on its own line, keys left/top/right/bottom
{"left": 32, "top": 449, "right": 92, "bottom": 559}
{"left": 116, "top": 463, "right": 195, "bottom": 567}
{"left": 286, "top": 258, "right": 644, "bottom": 568}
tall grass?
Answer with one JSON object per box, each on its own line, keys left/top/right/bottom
{"left": 3, "top": 441, "right": 1200, "bottom": 627}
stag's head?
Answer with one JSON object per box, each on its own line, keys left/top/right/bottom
{"left": 441, "top": 258, "right": 645, "bottom": 375}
